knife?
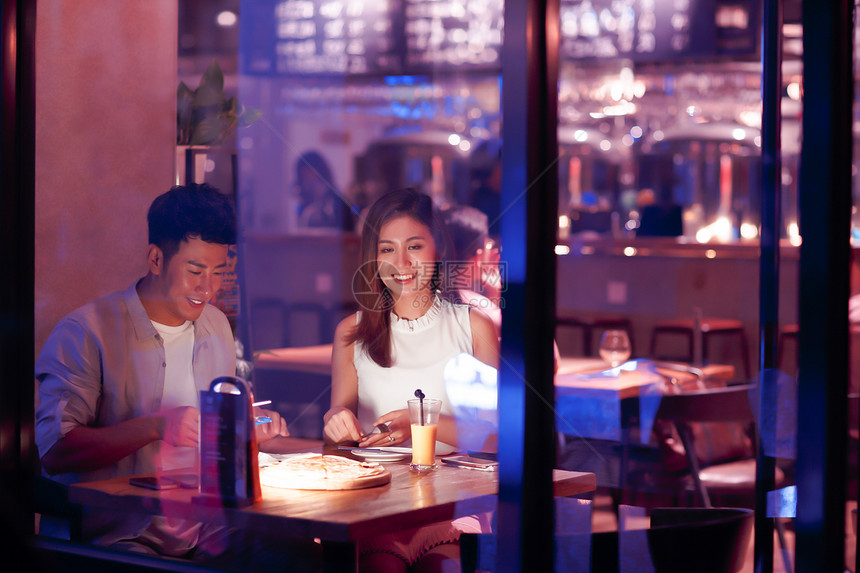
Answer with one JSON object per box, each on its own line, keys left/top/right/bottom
{"left": 359, "top": 422, "right": 391, "bottom": 440}
{"left": 337, "top": 446, "right": 406, "bottom": 455}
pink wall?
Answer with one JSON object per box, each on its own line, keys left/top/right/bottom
{"left": 35, "top": 1, "right": 178, "bottom": 354}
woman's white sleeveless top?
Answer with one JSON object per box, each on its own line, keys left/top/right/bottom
{"left": 354, "top": 297, "right": 473, "bottom": 449}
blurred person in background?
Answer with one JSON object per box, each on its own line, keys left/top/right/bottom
{"left": 293, "top": 150, "right": 355, "bottom": 231}
{"left": 441, "top": 203, "right": 559, "bottom": 371}
{"left": 469, "top": 139, "right": 502, "bottom": 239}
{"left": 441, "top": 204, "right": 502, "bottom": 334}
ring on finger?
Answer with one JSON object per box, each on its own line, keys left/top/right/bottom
{"left": 388, "top": 434, "right": 395, "bottom": 442}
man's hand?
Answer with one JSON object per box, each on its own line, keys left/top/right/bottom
{"left": 41, "top": 410, "right": 193, "bottom": 476}
{"left": 254, "top": 407, "right": 289, "bottom": 443}
{"left": 161, "top": 406, "right": 200, "bottom": 447}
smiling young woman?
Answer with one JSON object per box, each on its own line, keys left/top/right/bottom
{"left": 322, "top": 188, "right": 500, "bottom": 572}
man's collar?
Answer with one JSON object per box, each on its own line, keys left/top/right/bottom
{"left": 125, "top": 280, "right": 158, "bottom": 341}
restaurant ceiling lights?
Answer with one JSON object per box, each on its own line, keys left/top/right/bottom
{"left": 787, "top": 82, "right": 801, "bottom": 100}
{"left": 739, "top": 222, "right": 758, "bottom": 240}
{"left": 602, "top": 101, "right": 636, "bottom": 116}
{"left": 737, "top": 110, "right": 760, "bottom": 128}
{"left": 787, "top": 221, "right": 802, "bottom": 246}
{"left": 216, "top": 11, "right": 238, "bottom": 27}
{"left": 783, "top": 23, "right": 803, "bottom": 38}
{"left": 696, "top": 216, "right": 734, "bottom": 244}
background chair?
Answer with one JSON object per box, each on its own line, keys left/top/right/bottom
{"left": 643, "top": 507, "right": 754, "bottom": 573}
{"left": 556, "top": 313, "right": 634, "bottom": 357}
{"left": 648, "top": 384, "right": 771, "bottom": 508}
{"left": 283, "top": 302, "right": 329, "bottom": 346}
{"left": 629, "top": 383, "right": 792, "bottom": 573}
{"left": 649, "top": 317, "right": 750, "bottom": 379}
{"left": 461, "top": 506, "right": 754, "bottom": 573}
{"left": 776, "top": 323, "right": 799, "bottom": 374}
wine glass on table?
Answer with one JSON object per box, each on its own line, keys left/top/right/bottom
{"left": 599, "top": 330, "right": 631, "bottom": 367}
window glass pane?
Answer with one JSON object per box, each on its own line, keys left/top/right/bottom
{"left": 847, "top": 4, "right": 859, "bottom": 571}
{"left": 553, "top": 2, "right": 802, "bottom": 571}
{"left": 236, "top": 0, "right": 504, "bottom": 439}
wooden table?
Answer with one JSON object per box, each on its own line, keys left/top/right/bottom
{"left": 68, "top": 438, "right": 595, "bottom": 571}
{"left": 254, "top": 345, "right": 334, "bottom": 375}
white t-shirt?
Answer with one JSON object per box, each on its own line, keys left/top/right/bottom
{"left": 137, "top": 319, "right": 200, "bottom": 556}
{"left": 151, "top": 319, "right": 198, "bottom": 471}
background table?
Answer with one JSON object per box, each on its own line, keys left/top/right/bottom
{"left": 254, "top": 345, "right": 333, "bottom": 375}
{"left": 555, "top": 361, "right": 735, "bottom": 441}
{"left": 252, "top": 346, "right": 335, "bottom": 437}
{"left": 253, "top": 344, "right": 734, "bottom": 442}
{"left": 554, "top": 361, "right": 735, "bottom": 493}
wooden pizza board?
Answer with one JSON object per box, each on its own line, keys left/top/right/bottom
{"left": 260, "top": 467, "right": 391, "bottom": 491}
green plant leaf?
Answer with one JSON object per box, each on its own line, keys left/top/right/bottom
{"left": 177, "top": 59, "right": 252, "bottom": 147}
{"left": 191, "top": 116, "right": 232, "bottom": 146}
{"left": 177, "top": 81, "right": 194, "bottom": 101}
{"left": 239, "top": 108, "right": 263, "bottom": 127}
{"left": 177, "top": 84, "right": 194, "bottom": 118}
{"left": 193, "top": 85, "right": 225, "bottom": 108}
{"left": 199, "top": 59, "right": 224, "bottom": 93}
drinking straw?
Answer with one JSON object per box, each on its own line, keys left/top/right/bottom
{"left": 414, "top": 389, "right": 426, "bottom": 426}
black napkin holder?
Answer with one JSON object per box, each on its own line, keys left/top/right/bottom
{"left": 197, "top": 376, "right": 261, "bottom": 508}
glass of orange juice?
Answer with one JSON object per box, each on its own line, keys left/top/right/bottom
{"left": 408, "top": 398, "right": 442, "bottom": 471}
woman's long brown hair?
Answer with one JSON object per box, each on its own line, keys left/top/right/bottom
{"left": 348, "top": 189, "right": 449, "bottom": 367}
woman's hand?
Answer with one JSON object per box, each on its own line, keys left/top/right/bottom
{"left": 323, "top": 406, "right": 363, "bottom": 444}
{"left": 359, "top": 409, "right": 411, "bottom": 448}
{"left": 254, "top": 407, "right": 289, "bottom": 443}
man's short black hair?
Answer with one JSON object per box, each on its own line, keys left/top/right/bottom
{"left": 148, "top": 183, "right": 236, "bottom": 262}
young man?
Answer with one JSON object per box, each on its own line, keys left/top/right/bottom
{"left": 35, "top": 184, "right": 293, "bottom": 560}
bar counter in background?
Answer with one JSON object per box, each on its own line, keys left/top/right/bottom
{"left": 557, "top": 236, "right": 801, "bottom": 378}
